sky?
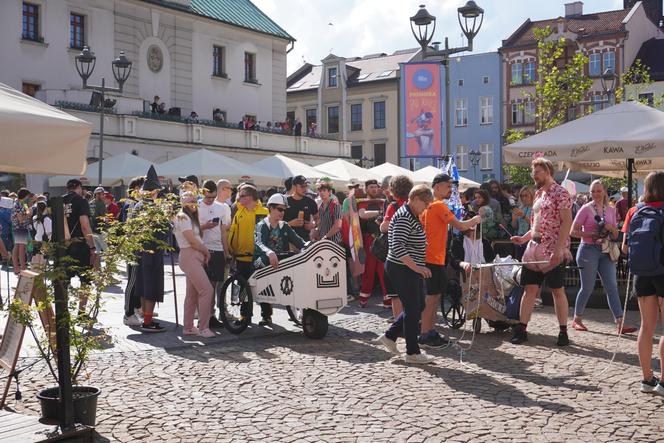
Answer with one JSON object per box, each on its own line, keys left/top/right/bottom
{"left": 252, "top": 0, "right": 625, "bottom": 75}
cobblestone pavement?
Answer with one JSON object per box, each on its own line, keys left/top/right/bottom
{"left": 2, "top": 264, "right": 664, "bottom": 442}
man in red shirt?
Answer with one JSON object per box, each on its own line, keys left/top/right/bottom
{"left": 104, "top": 192, "right": 120, "bottom": 220}
{"left": 419, "top": 174, "right": 479, "bottom": 347}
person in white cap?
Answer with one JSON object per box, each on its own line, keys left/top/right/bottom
{"left": 615, "top": 186, "right": 630, "bottom": 224}
{"left": 253, "top": 193, "right": 307, "bottom": 325}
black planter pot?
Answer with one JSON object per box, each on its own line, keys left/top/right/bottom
{"left": 36, "top": 385, "right": 101, "bottom": 426}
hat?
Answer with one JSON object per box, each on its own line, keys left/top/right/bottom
{"left": 143, "top": 165, "right": 162, "bottom": 191}
{"left": 292, "top": 175, "right": 309, "bottom": 186}
{"left": 93, "top": 186, "right": 105, "bottom": 194}
{"left": 178, "top": 175, "right": 199, "bottom": 187}
{"left": 347, "top": 178, "right": 360, "bottom": 188}
{"left": 365, "top": 179, "right": 379, "bottom": 188}
{"left": 432, "top": 173, "right": 454, "bottom": 187}
{"left": 103, "top": 192, "right": 114, "bottom": 201}
{"left": 66, "top": 179, "right": 83, "bottom": 190}
{"left": 267, "top": 193, "right": 289, "bottom": 207}
{"left": 620, "top": 186, "right": 628, "bottom": 193}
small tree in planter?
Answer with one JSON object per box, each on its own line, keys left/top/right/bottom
{"left": 5, "top": 191, "right": 179, "bottom": 425}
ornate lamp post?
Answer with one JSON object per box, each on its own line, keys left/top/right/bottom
{"left": 469, "top": 149, "right": 481, "bottom": 181}
{"left": 74, "top": 46, "right": 132, "bottom": 185}
{"left": 410, "top": 2, "right": 485, "bottom": 156}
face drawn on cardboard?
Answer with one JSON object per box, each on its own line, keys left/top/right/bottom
{"left": 314, "top": 253, "right": 340, "bottom": 288}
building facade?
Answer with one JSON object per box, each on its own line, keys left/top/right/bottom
{"left": 499, "top": 1, "right": 664, "bottom": 137}
{"left": 625, "top": 37, "right": 664, "bottom": 111}
{"left": 401, "top": 52, "right": 503, "bottom": 182}
{"left": 0, "top": 0, "right": 351, "bottom": 191}
{"left": 286, "top": 49, "right": 420, "bottom": 167}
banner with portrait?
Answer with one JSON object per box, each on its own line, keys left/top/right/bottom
{"left": 401, "top": 62, "right": 443, "bottom": 158}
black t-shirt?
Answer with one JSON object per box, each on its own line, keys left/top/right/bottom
{"left": 63, "top": 191, "right": 90, "bottom": 239}
{"left": 285, "top": 195, "right": 318, "bottom": 241}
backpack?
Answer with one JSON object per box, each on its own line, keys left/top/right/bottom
{"left": 628, "top": 203, "right": 664, "bottom": 276}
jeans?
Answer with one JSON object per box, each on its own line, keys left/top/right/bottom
{"left": 575, "top": 243, "right": 623, "bottom": 320}
{"left": 384, "top": 261, "right": 425, "bottom": 355}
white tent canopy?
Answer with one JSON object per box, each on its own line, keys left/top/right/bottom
{"left": 314, "top": 159, "right": 381, "bottom": 184}
{"left": 48, "top": 152, "right": 154, "bottom": 187}
{"left": 254, "top": 154, "right": 339, "bottom": 183}
{"left": 368, "top": 162, "right": 415, "bottom": 180}
{"left": 157, "top": 149, "right": 282, "bottom": 187}
{"left": 503, "top": 101, "right": 664, "bottom": 178}
{"left": 0, "top": 82, "right": 90, "bottom": 175}
{"left": 411, "top": 165, "right": 480, "bottom": 191}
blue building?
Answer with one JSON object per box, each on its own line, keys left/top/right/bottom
{"left": 400, "top": 51, "right": 503, "bottom": 182}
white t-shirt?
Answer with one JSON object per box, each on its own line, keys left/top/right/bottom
{"left": 198, "top": 201, "right": 231, "bottom": 251}
{"left": 173, "top": 212, "right": 201, "bottom": 249}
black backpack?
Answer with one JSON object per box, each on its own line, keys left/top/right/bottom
{"left": 628, "top": 203, "right": 664, "bottom": 276}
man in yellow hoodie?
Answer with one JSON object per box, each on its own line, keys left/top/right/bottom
{"left": 228, "top": 184, "right": 269, "bottom": 322}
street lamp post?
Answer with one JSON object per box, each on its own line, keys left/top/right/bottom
{"left": 74, "top": 46, "right": 132, "bottom": 185}
{"left": 410, "top": 2, "right": 484, "bottom": 157}
{"left": 469, "top": 149, "right": 481, "bottom": 181}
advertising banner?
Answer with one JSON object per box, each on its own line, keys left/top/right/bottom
{"left": 401, "top": 62, "right": 442, "bottom": 158}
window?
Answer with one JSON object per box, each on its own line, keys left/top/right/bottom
{"left": 455, "top": 98, "right": 468, "bottom": 126}
{"left": 328, "top": 67, "right": 338, "bottom": 87}
{"left": 350, "top": 104, "right": 362, "bottom": 131}
{"left": 244, "top": 52, "right": 257, "bottom": 83}
{"left": 377, "top": 70, "right": 393, "bottom": 78}
{"left": 327, "top": 106, "right": 339, "bottom": 133}
{"left": 589, "top": 53, "right": 601, "bottom": 77}
{"left": 69, "top": 13, "right": 85, "bottom": 49}
{"left": 351, "top": 145, "right": 363, "bottom": 159}
{"left": 511, "top": 102, "right": 523, "bottom": 125}
{"left": 480, "top": 143, "right": 493, "bottom": 170}
{"left": 456, "top": 145, "right": 468, "bottom": 171}
{"left": 373, "top": 144, "right": 386, "bottom": 166}
{"left": 480, "top": 96, "right": 493, "bottom": 124}
{"left": 524, "top": 101, "right": 536, "bottom": 124}
{"left": 511, "top": 63, "right": 523, "bottom": 85}
{"left": 305, "top": 108, "right": 317, "bottom": 131}
{"left": 524, "top": 61, "right": 536, "bottom": 84}
{"left": 373, "top": 101, "right": 385, "bottom": 129}
{"left": 603, "top": 51, "right": 615, "bottom": 74}
{"left": 22, "top": 82, "right": 40, "bottom": 97}
{"left": 590, "top": 94, "right": 607, "bottom": 113}
{"left": 357, "top": 73, "right": 370, "bottom": 81}
{"left": 213, "top": 46, "right": 226, "bottom": 77}
{"left": 22, "top": 3, "right": 40, "bottom": 41}
{"left": 639, "top": 93, "right": 655, "bottom": 107}
{"left": 482, "top": 76, "right": 489, "bottom": 84}
{"left": 458, "top": 79, "right": 464, "bottom": 87}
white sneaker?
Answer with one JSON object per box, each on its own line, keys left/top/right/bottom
{"left": 404, "top": 352, "right": 435, "bottom": 364}
{"left": 654, "top": 382, "right": 664, "bottom": 397}
{"left": 123, "top": 314, "right": 142, "bottom": 326}
{"left": 374, "top": 334, "right": 399, "bottom": 355}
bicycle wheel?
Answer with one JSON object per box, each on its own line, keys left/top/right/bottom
{"left": 441, "top": 280, "right": 465, "bottom": 329}
{"left": 218, "top": 273, "right": 252, "bottom": 334}
{"left": 286, "top": 306, "right": 303, "bottom": 326}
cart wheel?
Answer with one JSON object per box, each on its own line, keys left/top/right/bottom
{"left": 218, "top": 274, "right": 252, "bottom": 334}
{"left": 441, "top": 280, "right": 465, "bottom": 329}
{"left": 473, "top": 317, "right": 482, "bottom": 333}
{"left": 302, "top": 309, "right": 328, "bottom": 339}
{"left": 286, "top": 306, "right": 303, "bottom": 326}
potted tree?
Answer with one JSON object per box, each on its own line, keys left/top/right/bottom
{"left": 5, "top": 191, "right": 178, "bottom": 426}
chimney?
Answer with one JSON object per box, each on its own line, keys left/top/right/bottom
{"left": 565, "top": 1, "right": 584, "bottom": 18}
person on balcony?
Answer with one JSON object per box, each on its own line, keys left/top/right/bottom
{"left": 150, "top": 95, "right": 165, "bottom": 114}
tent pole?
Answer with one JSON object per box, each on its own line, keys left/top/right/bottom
{"left": 627, "top": 158, "right": 634, "bottom": 208}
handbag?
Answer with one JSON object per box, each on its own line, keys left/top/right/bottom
{"left": 601, "top": 239, "right": 621, "bottom": 262}
{"left": 522, "top": 239, "right": 572, "bottom": 273}
{"left": 370, "top": 233, "right": 389, "bottom": 262}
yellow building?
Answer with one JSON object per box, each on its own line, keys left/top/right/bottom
{"left": 286, "top": 49, "right": 420, "bottom": 166}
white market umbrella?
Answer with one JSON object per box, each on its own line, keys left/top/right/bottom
{"left": 157, "top": 149, "right": 282, "bottom": 187}
{"left": 411, "top": 165, "right": 480, "bottom": 191}
{"left": 314, "top": 159, "right": 381, "bottom": 183}
{"left": 254, "top": 154, "right": 339, "bottom": 182}
{"left": 0, "top": 82, "right": 90, "bottom": 175}
{"left": 503, "top": 101, "right": 664, "bottom": 176}
{"left": 49, "top": 152, "right": 154, "bottom": 187}
{"left": 368, "top": 162, "right": 415, "bottom": 180}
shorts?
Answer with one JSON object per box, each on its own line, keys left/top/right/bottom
{"left": 520, "top": 262, "right": 566, "bottom": 289}
{"left": 205, "top": 250, "right": 226, "bottom": 282}
{"left": 425, "top": 263, "right": 448, "bottom": 296}
{"left": 65, "top": 241, "right": 92, "bottom": 284}
{"left": 13, "top": 229, "right": 28, "bottom": 245}
{"left": 634, "top": 274, "right": 664, "bottom": 298}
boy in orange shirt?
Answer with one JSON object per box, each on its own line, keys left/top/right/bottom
{"left": 419, "top": 174, "right": 480, "bottom": 347}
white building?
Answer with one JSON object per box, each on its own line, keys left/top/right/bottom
{"left": 0, "top": 0, "right": 350, "bottom": 191}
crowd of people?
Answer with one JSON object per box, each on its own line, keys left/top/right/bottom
{"left": 1, "top": 156, "right": 663, "bottom": 395}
